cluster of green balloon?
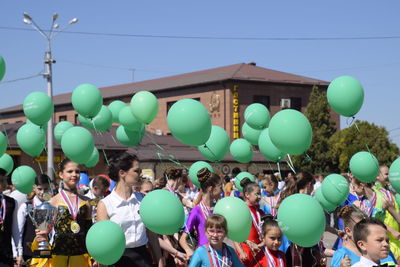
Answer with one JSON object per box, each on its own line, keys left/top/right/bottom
{"left": 198, "top": 126, "right": 229, "bottom": 162}
{"left": 140, "top": 190, "right": 185, "bottom": 235}
{"left": 79, "top": 105, "right": 112, "bottom": 132}
{"left": 0, "top": 56, "right": 6, "bottom": 81}
{"left": 234, "top": 172, "right": 255, "bottom": 192}
{"left": 23, "top": 92, "right": 54, "bottom": 127}
{"left": 116, "top": 125, "right": 145, "bottom": 146}
{"left": 11, "top": 166, "right": 36, "bottom": 194}
{"left": 119, "top": 106, "right": 144, "bottom": 132}
{"left": 131, "top": 91, "right": 159, "bottom": 124}
{"left": 269, "top": 109, "right": 312, "bottom": 155}
{"left": 61, "top": 127, "right": 94, "bottom": 164}
{"left": 241, "top": 122, "right": 262, "bottom": 145}
{"left": 258, "top": 128, "right": 285, "bottom": 162}
{"left": 321, "top": 174, "right": 349, "bottom": 206}
{"left": 244, "top": 103, "right": 270, "bottom": 130}
{"left": 54, "top": 121, "right": 74, "bottom": 144}
{"left": 214, "top": 197, "right": 252, "bottom": 242}
{"left": 230, "top": 138, "right": 253, "bottom": 163}
{"left": 327, "top": 76, "right": 364, "bottom": 117}
{"left": 277, "top": 194, "right": 325, "bottom": 247}
{"left": 315, "top": 187, "right": 336, "bottom": 212}
{"left": 0, "top": 132, "right": 7, "bottom": 158}
{"left": 167, "top": 99, "right": 212, "bottom": 146}
{"left": 72, "top": 83, "right": 103, "bottom": 118}
{"left": 349, "top": 151, "right": 379, "bottom": 183}
{"left": 108, "top": 100, "right": 126, "bottom": 124}
{"left": 188, "top": 161, "right": 214, "bottom": 188}
{"left": 86, "top": 220, "right": 126, "bottom": 265}
{"left": 0, "top": 154, "right": 14, "bottom": 175}
{"left": 389, "top": 157, "right": 400, "bottom": 194}
{"left": 16, "top": 123, "right": 46, "bottom": 157}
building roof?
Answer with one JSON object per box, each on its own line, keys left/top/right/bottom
{"left": 0, "top": 62, "right": 328, "bottom": 114}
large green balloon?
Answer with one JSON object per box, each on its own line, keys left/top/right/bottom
{"left": 11, "top": 166, "right": 36, "bottom": 194}
{"left": 188, "top": 161, "right": 214, "bottom": 188}
{"left": 116, "top": 125, "right": 145, "bottom": 146}
{"left": 0, "top": 132, "right": 7, "bottom": 158}
{"left": 278, "top": 194, "right": 325, "bottom": 247}
{"left": 72, "top": 83, "right": 103, "bottom": 118}
{"left": 89, "top": 105, "right": 113, "bottom": 132}
{"left": 167, "top": 99, "right": 212, "bottom": 146}
{"left": 130, "top": 91, "right": 159, "bottom": 124}
{"left": 16, "top": 123, "right": 45, "bottom": 157}
{"left": 198, "top": 126, "right": 229, "bottom": 162}
{"left": 54, "top": 121, "right": 74, "bottom": 144}
{"left": 119, "top": 106, "right": 143, "bottom": 131}
{"left": 108, "top": 100, "right": 126, "bottom": 123}
{"left": 269, "top": 109, "right": 312, "bottom": 155}
{"left": 315, "top": 187, "right": 337, "bottom": 212}
{"left": 85, "top": 147, "right": 99, "bottom": 168}
{"left": 389, "top": 157, "right": 400, "bottom": 194}
{"left": 23, "top": 92, "right": 54, "bottom": 126}
{"left": 26, "top": 119, "right": 48, "bottom": 131}
{"left": 258, "top": 128, "right": 285, "bottom": 162}
{"left": 244, "top": 103, "right": 270, "bottom": 130}
{"left": 234, "top": 172, "right": 255, "bottom": 192}
{"left": 349, "top": 151, "right": 379, "bottom": 183}
{"left": 86, "top": 220, "right": 126, "bottom": 265}
{"left": 140, "top": 190, "right": 185, "bottom": 235}
{"left": 61, "top": 127, "right": 94, "bottom": 164}
{"left": 242, "top": 122, "right": 262, "bottom": 145}
{"left": 78, "top": 114, "right": 94, "bottom": 130}
{"left": 321, "top": 174, "right": 349, "bottom": 205}
{"left": 327, "top": 76, "right": 364, "bottom": 117}
{"left": 0, "top": 154, "right": 14, "bottom": 175}
{"left": 230, "top": 139, "right": 253, "bottom": 163}
{"left": 0, "top": 56, "right": 6, "bottom": 81}
{"left": 214, "top": 197, "right": 252, "bottom": 242}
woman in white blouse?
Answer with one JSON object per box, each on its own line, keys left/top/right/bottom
{"left": 96, "top": 152, "right": 163, "bottom": 267}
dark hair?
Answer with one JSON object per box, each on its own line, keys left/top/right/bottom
{"left": 164, "top": 168, "right": 182, "bottom": 181}
{"left": 0, "top": 168, "right": 6, "bottom": 177}
{"left": 197, "top": 168, "right": 221, "bottom": 192}
{"left": 224, "top": 175, "right": 230, "bottom": 183}
{"left": 58, "top": 158, "right": 73, "bottom": 173}
{"left": 108, "top": 152, "right": 139, "bottom": 182}
{"left": 264, "top": 174, "right": 278, "bottom": 186}
{"left": 353, "top": 218, "right": 387, "bottom": 252}
{"left": 240, "top": 177, "right": 259, "bottom": 194}
{"left": 261, "top": 214, "right": 281, "bottom": 235}
{"left": 280, "top": 171, "right": 314, "bottom": 201}
{"left": 35, "top": 174, "right": 51, "bottom": 186}
{"left": 92, "top": 175, "right": 110, "bottom": 189}
{"left": 353, "top": 178, "right": 373, "bottom": 189}
{"left": 338, "top": 205, "right": 364, "bottom": 228}
{"left": 232, "top": 167, "right": 241, "bottom": 177}
{"left": 205, "top": 214, "right": 227, "bottom": 232}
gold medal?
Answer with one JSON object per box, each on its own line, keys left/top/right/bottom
{"left": 70, "top": 221, "right": 80, "bottom": 234}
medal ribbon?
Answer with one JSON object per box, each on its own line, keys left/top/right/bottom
{"left": 207, "top": 243, "right": 229, "bottom": 267}
{"left": 166, "top": 184, "right": 176, "bottom": 194}
{"left": 0, "top": 195, "right": 6, "bottom": 224}
{"left": 60, "top": 189, "right": 79, "bottom": 221}
{"left": 199, "top": 200, "right": 211, "bottom": 219}
{"left": 264, "top": 247, "right": 283, "bottom": 267}
{"left": 270, "top": 192, "right": 281, "bottom": 218}
{"left": 361, "top": 192, "right": 377, "bottom": 217}
{"left": 379, "top": 188, "right": 394, "bottom": 205}
{"left": 250, "top": 209, "right": 263, "bottom": 241}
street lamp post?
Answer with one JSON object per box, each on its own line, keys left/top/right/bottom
{"left": 23, "top": 13, "right": 78, "bottom": 181}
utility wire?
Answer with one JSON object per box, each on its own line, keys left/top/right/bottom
{"left": 0, "top": 71, "right": 43, "bottom": 84}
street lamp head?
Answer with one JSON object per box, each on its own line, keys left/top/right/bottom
{"left": 52, "top": 13, "right": 59, "bottom": 22}
{"left": 69, "top": 18, "right": 78, "bottom": 24}
{"left": 23, "top": 12, "right": 32, "bottom": 20}
{"left": 23, "top": 18, "right": 32, "bottom": 25}
{"left": 53, "top": 24, "right": 59, "bottom": 29}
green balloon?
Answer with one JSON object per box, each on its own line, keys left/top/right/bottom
{"left": 230, "top": 138, "right": 253, "bottom": 163}
{"left": 349, "top": 151, "right": 379, "bottom": 183}
{"left": 140, "top": 190, "right": 185, "bottom": 235}
{"left": 116, "top": 125, "right": 145, "bottom": 146}
{"left": 78, "top": 115, "right": 94, "bottom": 130}
{"left": 188, "top": 161, "right": 214, "bottom": 188}
{"left": 395, "top": 193, "right": 400, "bottom": 207}
{"left": 234, "top": 172, "right": 255, "bottom": 192}
{"left": 0, "top": 132, "right": 7, "bottom": 158}
{"left": 54, "top": 121, "right": 74, "bottom": 144}
{"left": 198, "top": 126, "right": 229, "bottom": 162}
{"left": 23, "top": 92, "right": 54, "bottom": 126}
{"left": 119, "top": 106, "right": 143, "bottom": 131}
{"left": 327, "top": 76, "right": 364, "bottom": 117}
{"left": 244, "top": 103, "right": 270, "bottom": 130}
{"left": 90, "top": 105, "right": 113, "bottom": 132}
{"left": 242, "top": 122, "right": 262, "bottom": 145}
{"left": 11, "top": 165, "right": 36, "bottom": 194}
{"left": 0, "top": 154, "right": 14, "bottom": 175}
{"left": 258, "top": 128, "right": 285, "bottom": 162}
{"left": 16, "top": 123, "right": 45, "bottom": 157}
{"left": 389, "top": 157, "right": 400, "bottom": 194}
{"left": 61, "top": 127, "right": 94, "bottom": 164}
{"left": 85, "top": 147, "right": 99, "bottom": 168}
{"left": 214, "top": 196, "right": 252, "bottom": 242}
{"left": 72, "top": 83, "right": 103, "bottom": 118}
{"left": 278, "top": 194, "right": 326, "bottom": 247}
{"left": 167, "top": 99, "right": 212, "bottom": 146}
{"left": 0, "top": 56, "right": 6, "bottom": 81}
{"left": 130, "top": 91, "right": 159, "bottom": 124}
{"left": 26, "top": 119, "right": 48, "bottom": 131}
{"left": 269, "top": 109, "right": 312, "bottom": 155}
{"left": 321, "top": 174, "right": 349, "bottom": 205}
{"left": 108, "top": 100, "right": 126, "bottom": 123}
{"left": 86, "top": 220, "right": 126, "bottom": 265}
{"left": 315, "top": 187, "right": 337, "bottom": 212}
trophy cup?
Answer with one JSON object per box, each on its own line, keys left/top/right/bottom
{"left": 28, "top": 202, "right": 58, "bottom": 258}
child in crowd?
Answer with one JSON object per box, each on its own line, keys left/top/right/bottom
{"left": 351, "top": 218, "right": 390, "bottom": 267}
{"left": 189, "top": 214, "right": 243, "bottom": 267}
{"left": 260, "top": 174, "right": 281, "bottom": 218}
{"left": 140, "top": 179, "right": 154, "bottom": 195}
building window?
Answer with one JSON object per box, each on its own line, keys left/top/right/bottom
{"left": 253, "top": 95, "right": 270, "bottom": 109}
{"left": 74, "top": 114, "right": 79, "bottom": 125}
{"left": 59, "top": 115, "right": 67, "bottom": 122}
{"left": 166, "top": 98, "right": 201, "bottom": 114}
{"left": 290, "top": 97, "right": 302, "bottom": 111}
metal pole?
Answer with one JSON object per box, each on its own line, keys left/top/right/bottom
{"left": 44, "top": 50, "right": 54, "bottom": 181}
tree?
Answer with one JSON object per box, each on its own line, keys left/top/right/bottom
{"left": 293, "top": 86, "right": 337, "bottom": 174}
{"left": 328, "top": 120, "right": 399, "bottom": 172}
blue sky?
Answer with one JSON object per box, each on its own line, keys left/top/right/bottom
{"left": 1, "top": 1, "right": 400, "bottom": 146}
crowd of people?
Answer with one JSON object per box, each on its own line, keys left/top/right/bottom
{"left": 0, "top": 152, "right": 398, "bottom": 267}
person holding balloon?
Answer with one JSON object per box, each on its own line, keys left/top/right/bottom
{"left": 259, "top": 174, "right": 281, "bottom": 218}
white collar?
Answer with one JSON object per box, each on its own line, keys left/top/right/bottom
{"left": 111, "top": 190, "right": 139, "bottom": 207}
{"left": 359, "top": 256, "right": 380, "bottom": 266}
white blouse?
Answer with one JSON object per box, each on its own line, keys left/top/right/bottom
{"left": 100, "top": 190, "right": 148, "bottom": 248}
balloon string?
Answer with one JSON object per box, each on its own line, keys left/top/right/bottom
{"left": 91, "top": 120, "right": 110, "bottom": 167}
{"left": 35, "top": 158, "right": 44, "bottom": 175}
{"left": 203, "top": 144, "right": 219, "bottom": 163}
{"left": 267, "top": 162, "right": 274, "bottom": 173}
{"left": 286, "top": 154, "right": 296, "bottom": 174}
{"left": 346, "top": 116, "right": 356, "bottom": 127}
{"left": 42, "top": 140, "right": 57, "bottom": 180}
{"left": 277, "top": 162, "right": 282, "bottom": 181}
